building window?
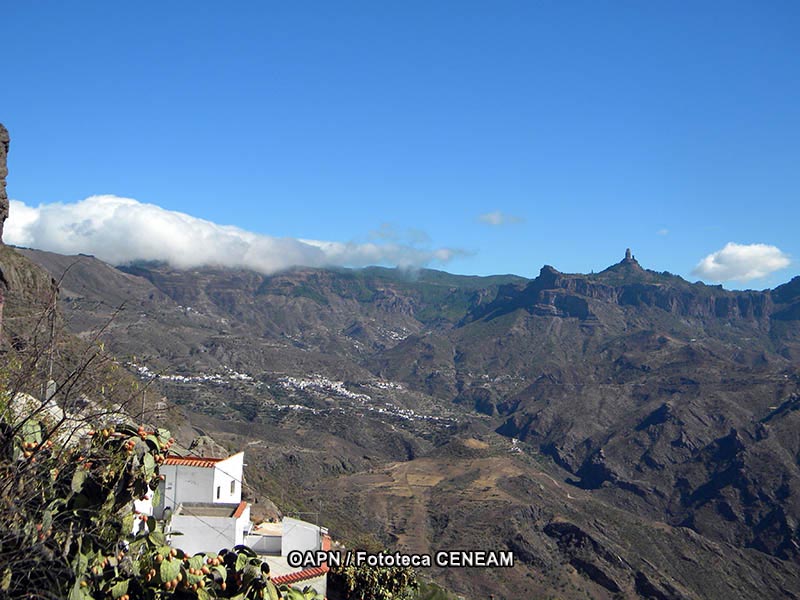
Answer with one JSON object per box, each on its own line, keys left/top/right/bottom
{"left": 216, "top": 486, "right": 220, "bottom": 500}
{"left": 230, "top": 480, "right": 236, "bottom": 495}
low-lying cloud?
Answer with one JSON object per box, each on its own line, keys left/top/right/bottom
{"left": 5, "top": 195, "right": 462, "bottom": 273}
{"left": 692, "top": 242, "right": 790, "bottom": 282}
{"left": 478, "top": 211, "right": 524, "bottom": 226}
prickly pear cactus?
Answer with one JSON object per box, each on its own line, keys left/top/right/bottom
{"left": 1, "top": 415, "right": 282, "bottom": 600}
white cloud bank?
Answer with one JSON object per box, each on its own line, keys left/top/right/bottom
{"left": 478, "top": 211, "right": 524, "bottom": 226}
{"left": 692, "top": 242, "right": 791, "bottom": 282}
{"left": 5, "top": 195, "right": 461, "bottom": 273}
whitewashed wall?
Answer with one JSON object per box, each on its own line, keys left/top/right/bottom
{"left": 281, "top": 517, "right": 321, "bottom": 557}
{"left": 169, "top": 514, "right": 236, "bottom": 555}
{"left": 245, "top": 533, "right": 281, "bottom": 554}
{"left": 235, "top": 504, "right": 251, "bottom": 546}
{"left": 169, "top": 509, "right": 249, "bottom": 555}
{"left": 212, "top": 453, "right": 244, "bottom": 504}
{"left": 155, "top": 465, "right": 215, "bottom": 518}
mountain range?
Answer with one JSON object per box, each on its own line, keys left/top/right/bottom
{"left": 9, "top": 245, "right": 800, "bottom": 599}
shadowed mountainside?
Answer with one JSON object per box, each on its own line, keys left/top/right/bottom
{"left": 17, "top": 245, "right": 800, "bottom": 599}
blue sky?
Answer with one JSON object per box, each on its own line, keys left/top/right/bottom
{"left": 3, "top": 1, "right": 799, "bottom": 286}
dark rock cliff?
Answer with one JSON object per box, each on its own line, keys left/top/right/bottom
{"left": 0, "top": 123, "right": 9, "bottom": 244}
{"left": 0, "top": 124, "right": 10, "bottom": 338}
{"left": 466, "top": 252, "right": 791, "bottom": 324}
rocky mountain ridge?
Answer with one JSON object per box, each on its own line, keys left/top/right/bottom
{"left": 468, "top": 252, "right": 797, "bottom": 324}
{"left": 11, "top": 245, "right": 800, "bottom": 598}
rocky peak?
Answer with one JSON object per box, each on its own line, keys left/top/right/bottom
{"left": 465, "top": 246, "right": 798, "bottom": 324}
{"left": 537, "top": 264, "right": 561, "bottom": 286}
{"left": 615, "top": 247, "right": 643, "bottom": 270}
{"left": 0, "top": 123, "right": 9, "bottom": 243}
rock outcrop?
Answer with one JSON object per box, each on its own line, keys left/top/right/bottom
{"left": 0, "top": 123, "right": 9, "bottom": 340}
{"left": 0, "top": 123, "right": 9, "bottom": 243}
{"left": 465, "top": 250, "right": 795, "bottom": 323}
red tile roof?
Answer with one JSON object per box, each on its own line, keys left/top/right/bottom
{"left": 163, "top": 456, "right": 224, "bottom": 468}
{"left": 232, "top": 501, "right": 248, "bottom": 518}
{"left": 271, "top": 565, "right": 329, "bottom": 586}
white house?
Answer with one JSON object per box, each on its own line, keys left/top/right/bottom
{"left": 154, "top": 452, "right": 245, "bottom": 519}
{"left": 148, "top": 452, "right": 251, "bottom": 554}
{"left": 136, "top": 450, "right": 329, "bottom": 595}
{"left": 167, "top": 501, "right": 251, "bottom": 555}
{"left": 246, "top": 517, "right": 331, "bottom": 597}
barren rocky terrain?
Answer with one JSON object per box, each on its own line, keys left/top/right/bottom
{"left": 13, "top": 246, "right": 800, "bottom": 599}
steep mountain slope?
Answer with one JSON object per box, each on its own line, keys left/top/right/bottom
{"left": 319, "top": 435, "right": 800, "bottom": 599}
{"left": 452, "top": 257, "right": 800, "bottom": 563}
{"left": 18, "top": 246, "right": 800, "bottom": 598}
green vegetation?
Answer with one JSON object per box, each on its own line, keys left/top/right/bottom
{"left": 325, "top": 533, "right": 419, "bottom": 600}
{"left": 0, "top": 399, "right": 292, "bottom": 599}
{"left": 412, "top": 580, "right": 460, "bottom": 600}
{"left": 329, "top": 560, "right": 418, "bottom": 600}
{"left": 278, "top": 587, "right": 319, "bottom": 600}
{"left": 0, "top": 276, "right": 313, "bottom": 598}
{"left": 290, "top": 286, "right": 330, "bottom": 306}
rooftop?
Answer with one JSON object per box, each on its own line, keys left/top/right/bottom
{"left": 174, "top": 501, "right": 248, "bottom": 518}
{"left": 272, "top": 566, "right": 328, "bottom": 586}
{"left": 252, "top": 521, "right": 283, "bottom": 536}
{"left": 164, "top": 456, "right": 225, "bottom": 468}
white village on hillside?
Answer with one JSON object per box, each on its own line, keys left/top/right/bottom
{"left": 133, "top": 450, "right": 330, "bottom": 597}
